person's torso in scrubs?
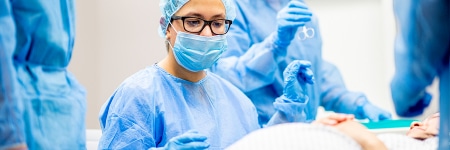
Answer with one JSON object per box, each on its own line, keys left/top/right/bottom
{"left": 98, "top": 65, "right": 260, "bottom": 150}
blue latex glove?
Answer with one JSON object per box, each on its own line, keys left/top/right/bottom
{"left": 163, "top": 130, "right": 209, "bottom": 150}
{"left": 355, "top": 98, "right": 393, "bottom": 122}
{"left": 398, "top": 92, "right": 433, "bottom": 117}
{"left": 283, "top": 60, "right": 314, "bottom": 101}
{"left": 391, "top": 76, "right": 434, "bottom": 117}
{"left": 272, "top": 60, "right": 314, "bottom": 123}
{"left": 275, "top": 0, "right": 312, "bottom": 49}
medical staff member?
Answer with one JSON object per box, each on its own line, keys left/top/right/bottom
{"left": 0, "top": 0, "right": 25, "bottom": 149}
{"left": 0, "top": 0, "right": 86, "bottom": 149}
{"left": 390, "top": 0, "right": 449, "bottom": 149}
{"left": 98, "top": 0, "right": 316, "bottom": 149}
{"left": 209, "top": 0, "right": 392, "bottom": 125}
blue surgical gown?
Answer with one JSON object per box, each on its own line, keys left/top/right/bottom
{"left": 98, "top": 65, "right": 261, "bottom": 149}
{"left": 210, "top": 0, "right": 368, "bottom": 124}
{"left": 0, "top": 0, "right": 25, "bottom": 148}
{"left": 391, "top": 0, "right": 449, "bottom": 149}
{"left": 0, "top": 0, "right": 87, "bottom": 149}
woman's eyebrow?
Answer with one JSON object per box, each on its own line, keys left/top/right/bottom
{"left": 181, "top": 13, "right": 225, "bottom": 19}
{"left": 183, "top": 13, "right": 203, "bottom": 18}
{"left": 211, "top": 14, "right": 226, "bottom": 19}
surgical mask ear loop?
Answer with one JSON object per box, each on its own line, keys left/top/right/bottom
{"left": 166, "top": 21, "right": 179, "bottom": 50}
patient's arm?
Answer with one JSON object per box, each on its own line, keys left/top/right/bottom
{"left": 312, "top": 113, "right": 355, "bottom": 126}
{"left": 334, "top": 121, "right": 387, "bottom": 150}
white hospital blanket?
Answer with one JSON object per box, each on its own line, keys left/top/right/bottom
{"left": 226, "top": 123, "right": 362, "bottom": 150}
{"left": 378, "top": 133, "right": 438, "bottom": 150}
{"left": 226, "top": 123, "right": 438, "bottom": 150}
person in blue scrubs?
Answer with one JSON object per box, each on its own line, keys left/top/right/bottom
{"left": 391, "top": 0, "right": 449, "bottom": 149}
{"left": 0, "top": 0, "right": 25, "bottom": 149}
{"left": 98, "top": 0, "right": 316, "bottom": 149}
{"left": 209, "top": 0, "right": 392, "bottom": 126}
{"left": 0, "top": 0, "right": 86, "bottom": 149}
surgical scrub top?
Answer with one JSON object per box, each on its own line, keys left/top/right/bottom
{"left": 98, "top": 64, "right": 261, "bottom": 149}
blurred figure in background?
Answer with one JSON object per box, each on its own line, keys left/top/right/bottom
{"left": 0, "top": 0, "right": 86, "bottom": 149}
{"left": 210, "top": 0, "right": 391, "bottom": 126}
{"left": 390, "top": 0, "right": 449, "bottom": 149}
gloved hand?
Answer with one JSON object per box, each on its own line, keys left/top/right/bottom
{"left": 275, "top": 0, "right": 312, "bottom": 49}
{"left": 401, "top": 92, "right": 433, "bottom": 117}
{"left": 283, "top": 60, "right": 314, "bottom": 102}
{"left": 163, "top": 130, "right": 209, "bottom": 150}
{"left": 355, "top": 98, "right": 392, "bottom": 122}
{"left": 391, "top": 87, "right": 433, "bottom": 117}
{"left": 272, "top": 60, "right": 314, "bottom": 123}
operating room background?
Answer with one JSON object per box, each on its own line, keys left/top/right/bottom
{"left": 70, "top": 0, "right": 439, "bottom": 129}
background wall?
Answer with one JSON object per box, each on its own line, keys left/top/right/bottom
{"left": 70, "top": 0, "right": 439, "bottom": 129}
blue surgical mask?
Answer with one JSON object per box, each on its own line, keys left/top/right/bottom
{"left": 168, "top": 26, "right": 227, "bottom": 72}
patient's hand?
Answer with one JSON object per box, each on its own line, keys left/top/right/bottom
{"left": 312, "top": 113, "right": 354, "bottom": 126}
{"left": 334, "top": 121, "right": 387, "bottom": 150}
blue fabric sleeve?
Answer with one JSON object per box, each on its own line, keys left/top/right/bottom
{"left": 391, "top": 0, "right": 450, "bottom": 117}
{"left": 210, "top": 1, "right": 286, "bottom": 92}
{"left": 270, "top": 95, "right": 309, "bottom": 124}
{"left": 0, "top": 0, "right": 26, "bottom": 148}
{"left": 98, "top": 87, "right": 159, "bottom": 149}
{"left": 319, "top": 61, "right": 363, "bottom": 114}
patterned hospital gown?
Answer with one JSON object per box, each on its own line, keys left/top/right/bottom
{"left": 226, "top": 123, "right": 438, "bottom": 150}
{"left": 378, "top": 133, "right": 438, "bottom": 150}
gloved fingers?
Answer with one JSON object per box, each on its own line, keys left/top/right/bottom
{"left": 287, "top": 60, "right": 313, "bottom": 84}
{"left": 299, "top": 67, "right": 314, "bottom": 84}
{"left": 284, "top": 60, "right": 313, "bottom": 84}
{"left": 278, "top": 1, "right": 312, "bottom": 25}
{"left": 379, "top": 111, "right": 392, "bottom": 121}
{"left": 284, "top": 60, "right": 310, "bottom": 74}
{"left": 363, "top": 104, "right": 392, "bottom": 122}
{"left": 284, "top": 62, "right": 300, "bottom": 80}
{"left": 296, "top": 60, "right": 312, "bottom": 67}
{"left": 284, "top": 8, "right": 312, "bottom": 17}
{"left": 173, "top": 130, "right": 208, "bottom": 144}
{"left": 178, "top": 142, "right": 210, "bottom": 150}
{"left": 286, "top": 0, "right": 309, "bottom": 10}
{"left": 278, "top": 18, "right": 311, "bottom": 26}
{"left": 368, "top": 116, "right": 379, "bottom": 122}
{"left": 368, "top": 112, "right": 392, "bottom": 122}
{"left": 283, "top": 8, "right": 312, "bottom": 17}
{"left": 278, "top": 10, "right": 312, "bottom": 26}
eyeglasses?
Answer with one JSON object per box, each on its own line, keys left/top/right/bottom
{"left": 171, "top": 16, "right": 232, "bottom": 35}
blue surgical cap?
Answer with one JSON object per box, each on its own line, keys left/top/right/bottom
{"left": 158, "top": 0, "right": 236, "bottom": 37}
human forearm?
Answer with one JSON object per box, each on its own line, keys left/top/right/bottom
{"left": 334, "top": 121, "right": 387, "bottom": 150}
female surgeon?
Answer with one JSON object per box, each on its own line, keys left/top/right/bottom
{"left": 97, "top": 0, "right": 316, "bottom": 149}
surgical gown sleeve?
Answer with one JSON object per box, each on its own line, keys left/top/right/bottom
{"left": 210, "top": 1, "right": 285, "bottom": 92}
{"left": 0, "top": 0, "right": 25, "bottom": 148}
{"left": 10, "top": 0, "right": 87, "bottom": 149}
{"left": 391, "top": 0, "right": 450, "bottom": 117}
{"left": 392, "top": 1, "right": 450, "bottom": 149}
{"left": 98, "top": 84, "right": 161, "bottom": 149}
{"left": 319, "top": 61, "right": 367, "bottom": 116}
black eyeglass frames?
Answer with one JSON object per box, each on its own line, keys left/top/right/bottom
{"left": 171, "top": 16, "right": 232, "bottom": 35}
